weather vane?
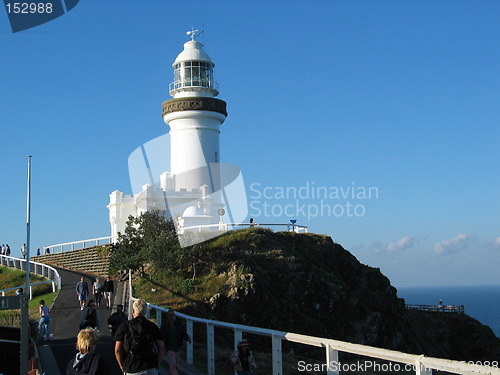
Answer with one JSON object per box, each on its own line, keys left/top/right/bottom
{"left": 187, "top": 28, "right": 199, "bottom": 41}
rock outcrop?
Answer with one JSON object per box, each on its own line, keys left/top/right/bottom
{"left": 192, "top": 228, "right": 500, "bottom": 361}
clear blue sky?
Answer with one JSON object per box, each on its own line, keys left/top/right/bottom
{"left": 1, "top": 0, "right": 499, "bottom": 288}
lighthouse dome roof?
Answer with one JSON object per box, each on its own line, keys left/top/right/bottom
{"left": 183, "top": 204, "right": 204, "bottom": 217}
{"left": 173, "top": 40, "right": 214, "bottom": 66}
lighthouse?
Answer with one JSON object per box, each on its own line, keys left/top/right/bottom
{"left": 162, "top": 30, "right": 227, "bottom": 195}
{"left": 108, "top": 31, "right": 232, "bottom": 244}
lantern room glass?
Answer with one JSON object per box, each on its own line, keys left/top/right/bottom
{"left": 173, "top": 61, "right": 214, "bottom": 90}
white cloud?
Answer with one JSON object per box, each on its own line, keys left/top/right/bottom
{"left": 493, "top": 237, "right": 500, "bottom": 248}
{"left": 434, "top": 234, "right": 475, "bottom": 255}
{"left": 367, "top": 237, "right": 416, "bottom": 254}
{"left": 386, "top": 236, "right": 415, "bottom": 253}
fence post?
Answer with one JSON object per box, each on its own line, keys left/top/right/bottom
{"left": 326, "top": 342, "right": 339, "bottom": 375}
{"left": 52, "top": 281, "right": 56, "bottom": 293}
{"left": 207, "top": 323, "right": 215, "bottom": 375}
{"left": 186, "top": 319, "right": 193, "bottom": 365}
{"left": 416, "top": 355, "right": 432, "bottom": 375}
{"left": 156, "top": 308, "right": 162, "bottom": 328}
{"left": 234, "top": 328, "right": 243, "bottom": 350}
{"left": 29, "top": 286, "right": 33, "bottom": 300}
{"left": 146, "top": 304, "right": 151, "bottom": 320}
{"left": 271, "top": 334, "right": 282, "bottom": 375}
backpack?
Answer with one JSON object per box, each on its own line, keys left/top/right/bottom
{"left": 123, "top": 319, "right": 154, "bottom": 359}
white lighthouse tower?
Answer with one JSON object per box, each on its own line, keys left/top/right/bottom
{"left": 163, "top": 30, "right": 227, "bottom": 195}
{"left": 108, "top": 30, "right": 229, "bottom": 242}
{"left": 161, "top": 30, "right": 228, "bottom": 229}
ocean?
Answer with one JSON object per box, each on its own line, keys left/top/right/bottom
{"left": 397, "top": 285, "right": 500, "bottom": 337}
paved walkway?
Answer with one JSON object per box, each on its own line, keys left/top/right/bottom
{"left": 38, "top": 267, "right": 122, "bottom": 374}
{"left": 37, "top": 267, "right": 204, "bottom": 375}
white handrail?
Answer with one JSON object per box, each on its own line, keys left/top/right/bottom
{"left": 0, "top": 255, "right": 61, "bottom": 298}
{"left": 129, "top": 281, "right": 499, "bottom": 375}
{"left": 180, "top": 222, "right": 309, "bottom": 234}
{"left": 0, "top": 280, "right": 57, "bottom": 300}
{"left": 43, "top": 236, "right": 112, "bottom": 254}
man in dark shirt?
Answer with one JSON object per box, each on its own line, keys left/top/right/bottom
{"left": 160, "top": 309, "right": 191, "bottom": 375}
{"left": 114, "top": 299, "right": 164, "bottom": 375}
{"left": 102, "top": 275, "right": 114, "bottom": 309}
{"left": 108, "top": 304, "right": 128, "bottom": 340}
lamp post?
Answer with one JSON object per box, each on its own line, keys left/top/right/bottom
{"left": 25, "top": 155, "right": 31, "bottom": 293}
{"left": 20, "top": 155, "right": 32, "bottom": 375}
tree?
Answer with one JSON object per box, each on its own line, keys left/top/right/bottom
{"left": 110, "top": 210, "right": 210, "bottom": 281}
{"left": 110, "top": 211, "right": 179, "bottom": 276}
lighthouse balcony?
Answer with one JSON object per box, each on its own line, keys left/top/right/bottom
{"left": 169, "top": 80, "right": 219, "bottom": 96}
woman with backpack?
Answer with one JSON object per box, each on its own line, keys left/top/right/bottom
{"left": 80, "top": 300, "right": 100, "bottom": 332}
{"left": 66, "top": 328, "right": 109, "bottom": 375}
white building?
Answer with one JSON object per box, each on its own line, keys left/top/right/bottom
{"left": 108, "top": 32, "right": 228, "bottom": 243}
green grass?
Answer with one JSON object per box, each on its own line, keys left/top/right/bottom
{"left": 0, "top": 266, "right": 46, "bottom": 291}
{"left": 0, "top": 266, "right": 58, "bottom": 320}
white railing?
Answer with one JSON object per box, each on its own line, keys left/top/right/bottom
{"left": 43, "top": 236, "right": 112, "bottom": 254}
{"left": 128, "top": 279, "right": 499, "bottom": 375}
{"left": 0, "top": 255, "right": 61, "bottom": 299}
{"left": 0, "top": 281, "right": 57, "bottom": 301}
{"left": 180, "top": 222, "right": 309, "bottom": 234}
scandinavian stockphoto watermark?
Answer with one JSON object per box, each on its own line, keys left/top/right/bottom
{"left": 298, "top": 360, "right": 428, "bottom": 373}
{"left": 127, "top": 133, "right": 248, "bottom": 248}
{"left": 249, "top": 181, "right": 379, "bottom": 220}
{"left": 297, "top": 360, "right": 499, "bottom": 373}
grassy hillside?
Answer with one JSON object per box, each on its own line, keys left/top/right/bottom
{"left": 132, "top": 227, "right": 500, "bottom": 361}
{"left": 0, "top": 266, "right": 57, "bottom": 320}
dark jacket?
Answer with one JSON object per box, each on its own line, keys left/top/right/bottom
{"left": 107, "top": 311, "right": 128, "bottom": 337}
{"left": 66, "top": 352, "right": 109, "bottom": 375}
{"left": 160, "top": 320, "right": 190, "bottom": 352}
{"left": 102, "top": 279, "right": 114, "bottom": 293}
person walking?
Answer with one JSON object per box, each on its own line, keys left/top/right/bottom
{"left": 107, "top": 304, "right": 128, "bottom": 340}
{"left": 80, "top": 300, "right": 100, "bottom": 331}
{"left": 102, "top": 275, "right": 114, "bottom": 309}
{"left": 66, "top": 328, "right": 110, "bottom": 375}
{"left": 21, "top": 243, "right": 27, "bottom": 259}
{"left": 114, "top": 299, "right": 164, "bottom": 375}
{"left": 160, "top": 309, "right": 191, "bottom": 375}
{"left": 230, "top": 339, "right": 257, "bottom": 375}
{"left": 38, "top": 299, "right": 51, "bottom": 341}
{"left": 76, "top": 276, "right": 89, "bottom": 310}
{"left": 92, "top": 277, "right": 103, "bottom": 307}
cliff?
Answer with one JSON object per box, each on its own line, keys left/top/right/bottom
{"left": 139, "top": 227, "right": 500, "bottom": 361}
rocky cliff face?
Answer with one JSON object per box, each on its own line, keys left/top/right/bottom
{"left": 196, "top": 228, "right": 500, "bottom": 361}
